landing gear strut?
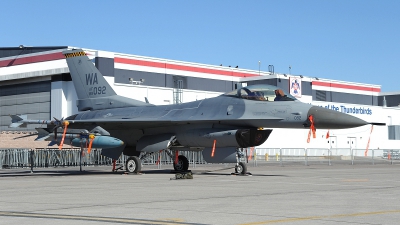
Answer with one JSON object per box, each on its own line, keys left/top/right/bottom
{"left": 234, "top": 148, "right": 248, "bottom": 175}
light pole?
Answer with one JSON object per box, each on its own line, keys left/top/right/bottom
{"left": 258, "top": 61, "right": 261, "bottom": 75}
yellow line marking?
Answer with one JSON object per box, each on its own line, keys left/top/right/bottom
{"left": 239, "top": 209, "right": 400, "bottom": 225}
{"left": 159, "top": 218, "right": 186, "bottom": 222}
{"left": 0, "top": 211, "right": 189, "bottom": 225}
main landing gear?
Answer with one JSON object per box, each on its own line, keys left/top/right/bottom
{"left": 124, "top": 151, "right": 190, "bottom": 174}
{"left": 124, "top": 151, "right": 156, "bottom": 174}
{"left": 173, "top": 155, "right": 189, "bottom": 172}
{"left": 123, "top": 149, "right": 249, "bottom": 175}
{"left": 165, "top": 150, "right": 189, "bottom": 172}
{"left": 125, "top": 156, "right": 142, "bottom": 173}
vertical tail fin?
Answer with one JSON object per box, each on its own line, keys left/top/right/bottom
{"left": 62, "top": 49, "right": 151, "bottom": 111}
{"left": 63, "top": 49, "right": 116, "bottom": 99}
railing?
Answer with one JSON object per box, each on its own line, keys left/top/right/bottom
{"left": 1, "top": 148, "right": 399, "bottom": 170}
{"left": 0, "top": 148, "right": 205, "bottom": 170}
{"left": 248, "top": 148, "right": 400, "bottom": 166}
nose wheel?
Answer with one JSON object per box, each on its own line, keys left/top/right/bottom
{"left": 235, "top": 162, "right": 247, "bottom": 175}
{"left": 233, "top": 148, "right": 249, "bottom": 175}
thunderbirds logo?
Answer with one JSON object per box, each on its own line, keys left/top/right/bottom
{"left": 318, "top": 104, "right": 372, "bottom": 115}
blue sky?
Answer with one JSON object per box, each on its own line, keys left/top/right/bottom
{"left": 2, "top": 0, "right": 399, "bottom": 92}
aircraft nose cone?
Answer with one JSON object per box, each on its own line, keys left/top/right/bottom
{"left": 307, "top": 106, "right": 368, "bottom": 129}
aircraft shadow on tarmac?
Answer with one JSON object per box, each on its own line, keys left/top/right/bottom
{"left": 0, "top": 170, "right": 116, "bottom": 177}
{"left": 0, "top": 168, "right": 288, "bottom": 177}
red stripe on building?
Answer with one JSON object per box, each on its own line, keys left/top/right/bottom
{"left": 115, "top": 57, "right": 258, "bottom": 78}
{"left": 313, "top": 81, "right": 380, "bottom": 92}
{"left": 0, "top": 52, "right": 65, "bottom": 68}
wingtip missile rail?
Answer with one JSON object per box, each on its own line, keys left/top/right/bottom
{"left": 9, "top": 115, "right": 61, "bottom": 128}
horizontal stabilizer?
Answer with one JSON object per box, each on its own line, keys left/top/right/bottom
{"left": 35, "top": 128, "right": 51, "bottom": 141}
{"left": 48, "top": 140, "right": 59, "bottom": 146}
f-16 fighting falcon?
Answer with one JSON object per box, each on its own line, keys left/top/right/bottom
{"left": 10, "top": 49, "right": 376, "bottom": 174}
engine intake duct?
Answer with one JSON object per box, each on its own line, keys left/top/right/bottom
{"left": 176, "top": 128, "right": 272, "bottom": 148}
{"left": 235, "top": 129, "right": 272, "bottom": 148}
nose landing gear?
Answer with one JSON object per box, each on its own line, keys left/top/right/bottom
{"left": 235, "top": 161, "right": 247, "bottom": 174}
{"left": 233, "top": 148, "right": 250, "bottom": 176}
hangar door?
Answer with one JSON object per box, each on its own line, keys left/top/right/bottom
{"left": 0, "top": 81, "right": 51, "bottom": 132}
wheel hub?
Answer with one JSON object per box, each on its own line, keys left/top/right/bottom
{"left": 175, "top": 160, "right": 183, "bottom": 171}
{"left": 236, "top": 165, "right": 243, "bottom": 173}
{"left": 127, "top": 160, "right": 136, "bottom": 172}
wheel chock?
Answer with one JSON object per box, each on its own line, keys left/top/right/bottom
{"left": 170, "top": 172, "right": 193, "bottom": 180}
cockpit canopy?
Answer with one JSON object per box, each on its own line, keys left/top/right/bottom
{"left": 224, "top": 84, "right": 296, "bottom": 101}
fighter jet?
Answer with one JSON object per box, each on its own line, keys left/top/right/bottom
{"left": 11, "top": 49, "right": 373, "bottom": 174}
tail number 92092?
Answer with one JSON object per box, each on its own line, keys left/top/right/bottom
{"left": 89, "top": 86, "right": 106, "bottom": 96}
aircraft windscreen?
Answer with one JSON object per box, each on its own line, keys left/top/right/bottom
{"left": 224, "top": 84, "right": 296, "bottom": 101}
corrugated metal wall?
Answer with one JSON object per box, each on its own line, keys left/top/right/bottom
{"left": 0, "top": 81, "right": 51, "bottom": 131}
{"left": 312, "top": 90, "right": 379, "bottom": 106}
{"left": 379, "top": 94, "right": 400, "bottom": 107}
{"left": 0, "top": 46, "right": 67, "bottom": 58}
{"left": 114, "top": 69, "right": 235, "bottom": 93}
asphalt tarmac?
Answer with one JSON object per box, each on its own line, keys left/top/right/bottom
{"left": 0, "top": 162, "right": 399, "bottom": 225}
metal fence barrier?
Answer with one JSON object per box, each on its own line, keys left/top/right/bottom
{"left": 0, "top": 148, "right": 206, "bottom": 169}
{"left": 249, "top": 148, "right": 400, "bottom": 166}
{"left": 1, "top": 148, "right": 400, "bottom": 170}
{"left": 0, "top": 149, "right": 30, "bottom": 169}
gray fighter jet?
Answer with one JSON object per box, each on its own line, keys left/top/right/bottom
{"left": 11, "top": 49, "right": 374, "bottom": 174}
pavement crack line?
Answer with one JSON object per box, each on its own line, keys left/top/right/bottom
{"left": 0, "top": 211, "right": 209, "bottom": 225}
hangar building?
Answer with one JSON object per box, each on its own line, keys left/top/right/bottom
{"left": 0, "top": 46, "right": 399, "bottom": 152}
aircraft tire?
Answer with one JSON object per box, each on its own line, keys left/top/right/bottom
{"left": 173, "top": 155, "right": 189, "bottom": 172}
{"left": 126, "top": 156, "right": 141, "bottom": 173}
{"left": 235, "top": 162, "right": 247, "bottom": 175}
